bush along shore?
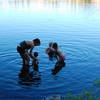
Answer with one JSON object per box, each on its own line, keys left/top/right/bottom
{"left": 43, "top": 90, "right": 99, "bottom": 100}
{"left": 43, "top": 80, "right": 100, "bottom": 100}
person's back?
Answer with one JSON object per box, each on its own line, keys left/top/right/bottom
{"left": 51, "top": 43, "right": 65, "bottom": 75}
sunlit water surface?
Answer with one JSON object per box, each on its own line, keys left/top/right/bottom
{"left": 0, "top": 0, "right": 100, "bottom": 100}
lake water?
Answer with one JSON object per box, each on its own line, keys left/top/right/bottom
{"left": 0, "top": 0, "right": 100, "bottom": 100}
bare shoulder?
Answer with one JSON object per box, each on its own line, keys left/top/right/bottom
{"left": 26, "top": 40, "right": 34, "bottom": 46}
{"left": 57, "top": 49, "right": 64, "bottom": 56}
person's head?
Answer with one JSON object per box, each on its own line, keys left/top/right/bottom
{"left": 33, "top": 38, "right": 41, "bottom": 46}
{"left": 52, "top": 42, "right": 58, "bottom": 50}
{"left": 34, "top": 52, "right": 38, "bottom": 57}
{"left": 49, "top": 42, "right": 53, "bottom": 48}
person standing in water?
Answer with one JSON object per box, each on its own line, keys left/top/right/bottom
{"left": 51, "top": 42, "right": 66, "bottom": 75}
{"left": 17, "top": 38, "right": 41, "bottom": 67}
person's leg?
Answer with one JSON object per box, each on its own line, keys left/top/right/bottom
{"left": 52, "top": 61, "right": 63, "bottom": 75}
{"left": 17, "top": 46, "right": 30, "bottom": 78}
{"left": 59, "top": 60, "right": 65, "bottom": 67}
{"left": 19, "top": 65, "right": 29, "bottom": 78}
{"left": 22, "top": 53, "right": 30, "bottom": 66}
{"left": 34, "top": 64, "right": 39, "bottom": 71}
{"left": 17, "top": 46, "right": 27, "bottom": 66}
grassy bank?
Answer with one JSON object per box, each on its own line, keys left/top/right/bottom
{"left": 44, "top": 80, "right": 100, "bottom": 100}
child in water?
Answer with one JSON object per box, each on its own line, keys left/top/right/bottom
{"left": 46, "top": 42, "right": 64, "bottom": 60}
{"left": 30, "top": 52, "right": 39, "bottom": 72}
{"left": 45, "top": 42, "right": 55, "bottom": 60}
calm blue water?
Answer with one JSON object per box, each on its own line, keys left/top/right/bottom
{"left": 0, "top": 0, "right": 100, "bottom": 100}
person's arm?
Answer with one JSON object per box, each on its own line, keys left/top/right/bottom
{"left": 29, "top": 46, "right": 34, "bottom": 57}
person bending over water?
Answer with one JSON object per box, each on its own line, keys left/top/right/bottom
{"left": 17, "top": 38, "right": 40, "bottom": 79}
{"left": 17, "top": 38, "right": 41, "bottom": 67}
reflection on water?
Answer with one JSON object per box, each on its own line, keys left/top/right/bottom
{"left": 0, "top": 0, "right": 100, "bottom": 10}
{"left": 18, "top": 66, "right": 41, "bottom": 86}
{"left": 0, "top": 0, "right": 100, "bottom": 100}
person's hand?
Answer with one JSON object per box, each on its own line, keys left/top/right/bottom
{"left": 28, "top": 53, "right": 31, "bottom": 56}
{"left": 28, "top": 53, "right": 33, "bottom": 58}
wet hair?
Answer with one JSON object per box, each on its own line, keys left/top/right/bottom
{"left": 49, "top": 42, "right": 53, "bottom": 47}
{"left": 33, "top": 38, "right": 41, "bottom": 46}
{"left": 52, "top": 42, "right": 58, "bottom": 50}
{"left": 34, "top": 52, "right": 38, "bottom": 57}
